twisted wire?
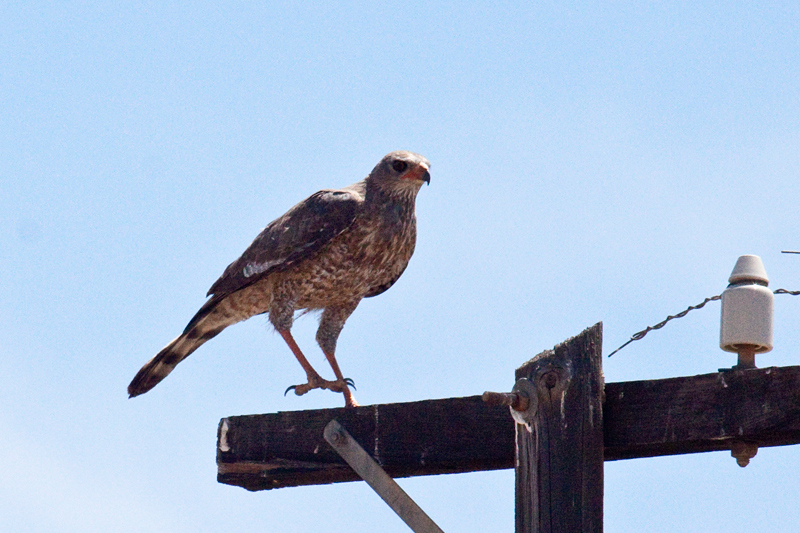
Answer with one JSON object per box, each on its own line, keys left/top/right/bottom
{"left": 608, "top": 289, "right": 800, "bottom": 357}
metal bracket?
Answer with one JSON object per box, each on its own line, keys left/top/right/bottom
{"left": 323, "top": 419, "right": 445, "bottom": 533}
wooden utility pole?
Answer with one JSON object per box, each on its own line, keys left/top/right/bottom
{"left": 512, "top": 323, "right": 604, "bottom": 532}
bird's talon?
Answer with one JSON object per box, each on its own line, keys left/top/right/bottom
{"left": 345, "top": 378, "right": 356, "bottom": 390}
{"left": 285, "top": 382, "right": 316, "bottom": 396}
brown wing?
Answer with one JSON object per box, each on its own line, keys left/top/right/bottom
{"left": 206, "top": 186, "right": 363, "bottom": 298}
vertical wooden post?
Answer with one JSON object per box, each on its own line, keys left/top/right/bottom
{"left": 514, "top": 323, "right": 604, "bottom": 533}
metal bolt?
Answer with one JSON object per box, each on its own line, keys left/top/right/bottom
{"left": 330, "top": 428, "right": 347, "bottom": 446}
{"left": 482, "top": 391, "right": 530, "bottom": 412}
{"left": 730, "top": 440, "right": 758, "bottom": 467}
{"left": 735, "top": 345, "right": 757, "bottom": 370}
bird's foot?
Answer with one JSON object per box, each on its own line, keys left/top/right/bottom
{"left": 326, "top": 377, "right": 356, "bottom": 392}
{"left": 284, "top": 375, "right": 357, "bottom": 397}
{"left": 284, "top": 376, "right": 359, "bottom": 408}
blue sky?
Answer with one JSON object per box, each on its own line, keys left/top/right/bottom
{"left": 2, "top": 2, "right": 799, "bottom": 531}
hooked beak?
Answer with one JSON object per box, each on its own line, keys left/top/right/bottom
{"left": 406, "top": 163, "right": 431, "bottom": 185}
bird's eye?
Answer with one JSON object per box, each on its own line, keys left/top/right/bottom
{"left": 391, "top": 160, "right": 408, "bottom": 173}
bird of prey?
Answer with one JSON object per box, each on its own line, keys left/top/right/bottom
{"left": 128, "top": 150, "right": 430, "bottom": 408}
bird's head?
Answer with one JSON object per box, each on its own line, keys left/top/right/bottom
{"left": 367, "top": 151, "right": 430, "bottom": 198}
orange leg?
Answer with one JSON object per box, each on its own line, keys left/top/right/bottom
{"left": 279, "top": 329, "right": 358, "bottom": 407}
{"left": 279, "top": 329, "right": 324, "bottom": 386}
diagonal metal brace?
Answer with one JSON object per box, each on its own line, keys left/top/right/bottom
{"left": 323, "top": 419, "right": 445, "bottom": 533}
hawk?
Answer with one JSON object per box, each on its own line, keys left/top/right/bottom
{"left": 128, "top": 151, "right": 430, "bottom": 407}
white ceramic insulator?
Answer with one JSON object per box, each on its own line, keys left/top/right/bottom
{"left": 720, "top": 255, "right": 774, "bottom": 354}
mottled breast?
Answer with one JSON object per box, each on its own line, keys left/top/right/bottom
{"left": 287, "top": 205, "right": 417, "bottom": 309}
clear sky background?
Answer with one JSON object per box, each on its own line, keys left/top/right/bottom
{"left": 2, "top": 2, "right": 799, "bottom": 532}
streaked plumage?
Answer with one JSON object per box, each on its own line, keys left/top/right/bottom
{"left": 128, "top": 150, "right": 430, "bottom": 407}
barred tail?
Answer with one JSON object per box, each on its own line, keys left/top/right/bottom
{"left": 127, "top": 298, "right": 238, "bottom": 398}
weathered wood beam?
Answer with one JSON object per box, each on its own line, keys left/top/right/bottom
{"left": 603, "top": 364, "right": 800, "bottom": 460}
{"left": 217, "top": 395, "right": 512, "bottom": 491}
{"left": 217, "top": 365, "right": 800, "bottom": 491}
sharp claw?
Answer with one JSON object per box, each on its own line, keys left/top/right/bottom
{"left": 284, "top": 385, "right": 297, "bottom": 396}
{"left": 344, "top": 378, "right": 356, "bottom": 390}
